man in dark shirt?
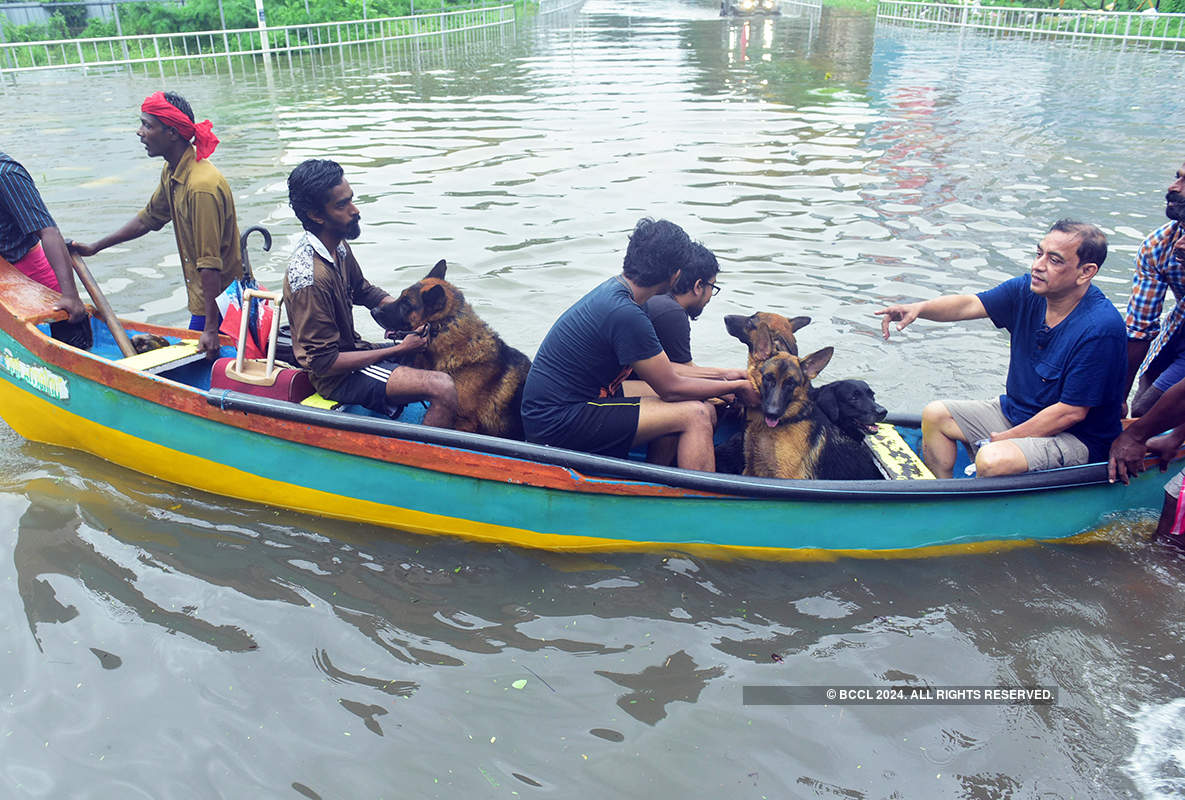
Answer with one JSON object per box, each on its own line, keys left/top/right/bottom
{"left": 642, "top": 242, "right": 742, "bottom": 385}
{"left": 522, "top": 218, "right": 758, "bottom": 471}
{"left": 876, "top": 219, "right": 1125, "bottom": 478}
{"left": 0, "top": 150, "right": 90, "bottom": 348}
{"left": 283, "top": 159, "right": 457, "bottom": 427}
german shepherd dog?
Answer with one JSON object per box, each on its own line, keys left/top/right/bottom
{"left": 714, "top": 313, "right": 811, "bottom": 474}
{"left": 724, "top": 312, "right": 881, "bottom": 480}
{"left": 723, "top": 311, "right": 811, "bottom": 357}
{"left": 372, "top": 260, "right": 531, "bottom": 440}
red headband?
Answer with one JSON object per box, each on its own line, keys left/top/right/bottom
{"left": 141, "top": 92, "right": 219, "bottom": 161}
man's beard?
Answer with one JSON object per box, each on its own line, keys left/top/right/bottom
{"left": 343, "top": 217, "right": 362, "bottom": 240}
{"left": 1167, "top": 192, "right": 1185, "bottom": 223}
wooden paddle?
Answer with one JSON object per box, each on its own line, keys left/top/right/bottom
{"left": 69, "top": 251, "right": 136, "bottom": 357}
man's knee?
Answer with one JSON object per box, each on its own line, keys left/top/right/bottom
{"left": 921, "top": 400, "right": 952, "bottom": 428}
{"left": 684, "top": 401, "right": 714, "bottom": 433}
{"left": 975, "top": 441, "right": 1027, "bottom": 477}
{"left": 387, "top": 368, "right": 456, "bottom": 406}
{"left": 423, "top": 371, "right": 458, "bottom": 406}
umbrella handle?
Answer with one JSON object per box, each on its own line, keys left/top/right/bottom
{"left": 239, "top": 225, "right": 272, "bottom": 284}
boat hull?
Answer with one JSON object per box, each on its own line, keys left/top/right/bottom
{"left": 0, "top": 316, "right": 1169, "bottom": 559}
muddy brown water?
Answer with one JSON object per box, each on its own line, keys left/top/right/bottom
{"left": 2, "top": 1, "right": 1185, "bottom": 795}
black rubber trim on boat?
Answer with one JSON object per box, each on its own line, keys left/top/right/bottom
{"left": 206, "top": 389, "right": 1114, "bottom": 500}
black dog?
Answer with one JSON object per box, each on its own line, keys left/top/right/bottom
{"left": 810, "top": 379, "right": 887, "bottom": 480}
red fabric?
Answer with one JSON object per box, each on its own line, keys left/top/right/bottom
{"left": 12, "top": 243, "right": 61, "bottom": 292}
{"left": 1173, "top": 478, "right": 1185, "bottom": 536}
{"left": 140, "top": 91, "right": 219, "bottom": 161}
{"left": 218, "top": 289, "right": 275, "bottom": 360}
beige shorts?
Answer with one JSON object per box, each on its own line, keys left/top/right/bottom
{"left": 943, "top": 398, "right": 1090, "bottom": 472}
{"left": 1166, "top": 470, "right": 1184, "bottom": 499}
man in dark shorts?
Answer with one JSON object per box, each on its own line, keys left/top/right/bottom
{"left": 0, "top": 150, "right": 90, "bottom": 348}
{"left": 876, "top": 219, "right": 1125, "bottom": 478}
{"left": 283, "top": 159, "right": 457, "bottom": 426}
{"left": 1121, "top": 159, "right": 1185, "bottom": 416}
{"left": 522, "top": 218, "right": 758, "bottom": 471}
{"left": 641, "top": 241, "right": 744, "bottom": 382}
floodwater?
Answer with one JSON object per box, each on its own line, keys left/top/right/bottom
{"left": 3, "top": 0, "right": 1185, "bottom": 796}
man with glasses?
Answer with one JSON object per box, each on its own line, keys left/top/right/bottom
{"left": 522, "top": 218, "right": 757, "bottom": 471}
{"left": 874, "top": 219, "right": 1125, "bottom": 478}
{"left": 641, "top": 241, "right": 742, "bottom": 381}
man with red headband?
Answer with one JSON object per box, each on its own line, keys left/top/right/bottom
{"left": 71, "top": 90, "right": 242, "bottom": 357}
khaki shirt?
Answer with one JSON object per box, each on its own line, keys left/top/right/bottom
{"left": 283, "top": 231, "right": 389, "bottom": 396}
{"left": 136, "top": 146, "right": 242, "bottom": 315}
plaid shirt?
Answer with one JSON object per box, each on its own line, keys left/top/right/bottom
{"left": 1125, "top": 220, "right": 1185, "bottom": 377}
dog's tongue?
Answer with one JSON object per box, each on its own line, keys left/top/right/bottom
{"left": 765, "top": 416, "right": 780, "bottom": 428}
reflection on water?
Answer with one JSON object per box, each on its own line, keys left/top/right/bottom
{"left": 3, "top": 0, "right": 1185, "bottom": 795}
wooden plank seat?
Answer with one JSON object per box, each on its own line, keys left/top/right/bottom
{"left": 114, "top": 342, "right": 206, "bottom": 375}
{"left": 867, "top": 422, "right": 935, "bottom": 480}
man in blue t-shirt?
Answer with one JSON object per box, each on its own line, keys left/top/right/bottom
{"left": 522, "top": 218, "right": 758, "bottom": 471}
{"left": 875, "top": 219, "right": 1125, "bottom": 478}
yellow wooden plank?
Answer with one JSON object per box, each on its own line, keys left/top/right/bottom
{"left": 867, "top": 423, "right": 935, "bottom": 480}
{"left": 115, "top": 342, "right": 199, "bottom": 371}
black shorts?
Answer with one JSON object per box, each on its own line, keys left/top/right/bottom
{"left": 533, "top": 396, "right": 642, "bottom": 459}
{"left": 327, "top": 358, "right": 404, "bottom": 416}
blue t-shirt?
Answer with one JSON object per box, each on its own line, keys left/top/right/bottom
{"left": 977, "top": 275, "right": 1126, "bottom": 462}
{"left": 522, "top": 277, "right": 663, "bottom": 442}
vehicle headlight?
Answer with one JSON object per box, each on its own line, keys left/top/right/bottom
{"left": 739, "top": 0, "right": 756, "bottom": 9}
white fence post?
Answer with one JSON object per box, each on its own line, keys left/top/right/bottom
{"left": 255, "top": 0, "right": 271, "bottom": 58}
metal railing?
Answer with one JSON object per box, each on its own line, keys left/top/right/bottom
{"left": 0, "top": 4, "right": 516, "bottom": 74}
{"left": 537, "top": 0, "right": 585, "bottom": 15}
{"left": 876, "top": 0, "right": 1185, "bottom": 49}
{"left": 781, "top": 0, "right": 823, "bottom": 13}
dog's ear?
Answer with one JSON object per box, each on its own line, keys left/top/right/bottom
{"left": 724, "top": 314, "right": 752, "bottom": 346}
{"left": 422, "top": 284, "right": 448, "bottom": 316}
{"left": 788, "top": 316, "right": 811, "bottom": 332}
{"left": 815, "top": 384, "right": 839, "bottom": 422}
{"left": 799, "top": 347, "right": 833, "bottom": 380}
{"left": 773, "top": 335, "right": 798, "bottom": 355}
{"left": 753, "top": 327, "right": 776, "bottom": 361}
{"left": 427, "top": 259, "right": 447, "bottom": 280}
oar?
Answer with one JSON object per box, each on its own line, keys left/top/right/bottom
{"left": 68, "top": 251, "right": 136, "bottom": 358}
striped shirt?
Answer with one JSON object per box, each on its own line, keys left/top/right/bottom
{"left": 1124, "top": 221, "right": 1185, "bottom": 376}
{"left": 0, "top": 151, "right": 56, "bottom": 264}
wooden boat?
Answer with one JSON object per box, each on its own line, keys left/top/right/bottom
{"left": 0, "top": 257, "right": 1173, "bottom": 560}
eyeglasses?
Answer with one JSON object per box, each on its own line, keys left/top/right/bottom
{"left": 705, "top": 281, "right": 722, "bottom": 296}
